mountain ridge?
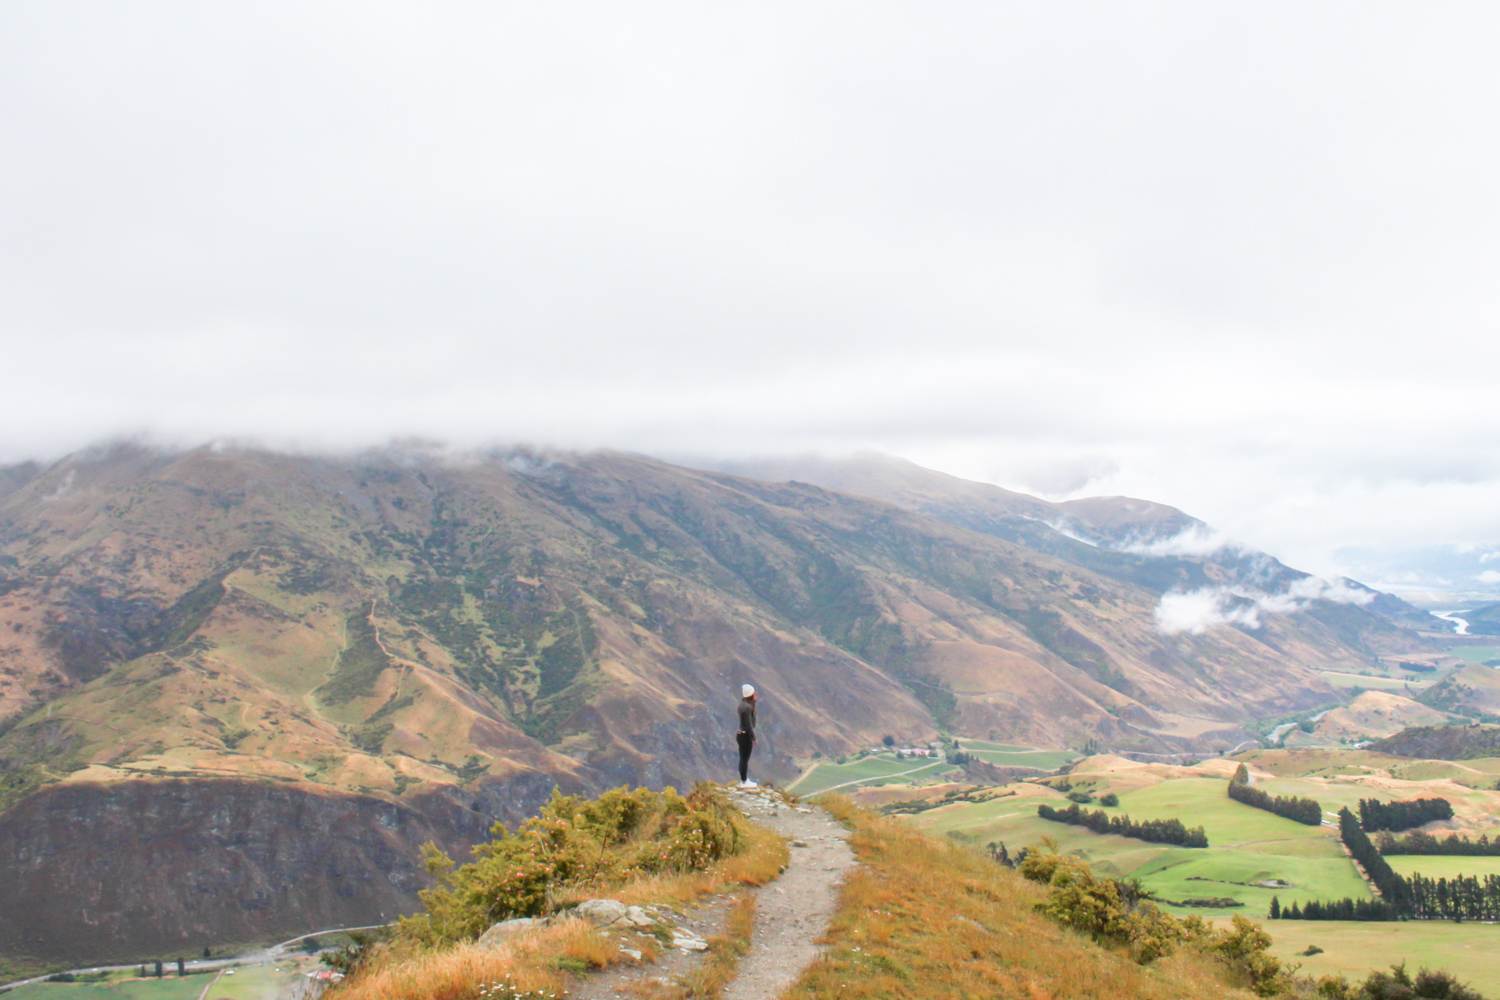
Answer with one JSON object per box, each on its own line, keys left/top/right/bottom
{"left": 0, "top": 441, "right": 1437, "bottom": 963}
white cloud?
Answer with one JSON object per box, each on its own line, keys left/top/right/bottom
{"left": 1118, "top": 525, "right": 1233, "bottom": 558}
{"left": 1154, "top": 589, "right": 1261, "bottom": 635}
{"left": 1154, "top": 577, "right": 1374, "bottom": 635}
{"left": 1, "top": 3, "right": 1499, "bottom": 581}
{"left": 1478, "top": 570, "right": 1500, "bottom": 585}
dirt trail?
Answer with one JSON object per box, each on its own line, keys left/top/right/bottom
{"left": 721, "top": 787, "right": 854, "bottom": 1000}
{"left": 567, "top": 786, "right": 855, "bottom": 999}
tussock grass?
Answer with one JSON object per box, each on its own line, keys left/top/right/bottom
{"left": 625, "top": 893, "right": 757, "bottom": 1000}
{"left": 555, "top": 818, "right": 787, "bottom": 910}
{"left": 784, "top": 796, "right": 1260, "bottom": 1000}
{"left": 333, "top": 918, "right": 613, "bottom": 1000}
{"left": 331, "top": 787, "right": 786, "bottom": 1000}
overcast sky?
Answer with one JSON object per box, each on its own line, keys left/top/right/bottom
{"left": 3, "top": 3, "right": 1498, "bottom": 588}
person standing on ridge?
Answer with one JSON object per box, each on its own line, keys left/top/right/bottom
{"left": 736, "top": 684, "right": 757, "bottom": 787}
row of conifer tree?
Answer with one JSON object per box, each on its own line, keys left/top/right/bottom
{"left": 1226, "top": 763, "right": 1322, "bottom": 825}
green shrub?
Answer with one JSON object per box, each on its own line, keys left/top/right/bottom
{"left": 399, "top": 784, "right": 742, "bottom": 946}
{"left": 1209, "top": 916, "right": 1292, "bottom": 996}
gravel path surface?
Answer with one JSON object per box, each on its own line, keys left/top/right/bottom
{"left": 565, "top": 786, "right": 855, "bottom": 999}
{"left": 721, "top": 787, "right": 854, "bottom": 1000}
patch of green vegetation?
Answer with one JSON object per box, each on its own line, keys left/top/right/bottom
{"left": 367, "top": 690, "right": 417, "bottom": 723}
{"left": 346, "top": 721, "right": 393, "bottom": 754}
{"left": 1263, "top": 920, "right": 1500, "bottom": 996}
{"left": 914, "top": 776, "right": 1368, "bottom": 920}
{"left": 790, "top": 753, "right": 959, "bottom": 795}
{"left": 2, "top": 976, "right": 203, "bottom": 1000}
{"left": 536, "top": 607, "right": 595, "bottom": 698}
{"left": 315, "top": 609, "right": 391, "bottom": 706}
{"left": 0, "top": 719, "right": 87, "bottom": 815}
{"left": 145, "top": 567, "right": 232, "bottom": 651}
{"left": 1010, "top": 607, "right": 1135, "bottom": 695}
{"left": 1447, "top": 645, "right": 1500, "bottom": 664}
{"left": 454, "top": 754, "right": 489, "bottom": 782}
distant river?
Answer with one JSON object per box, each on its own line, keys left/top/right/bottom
{"left": 1431, "top": 609, "right": 1471, "bottom": 635}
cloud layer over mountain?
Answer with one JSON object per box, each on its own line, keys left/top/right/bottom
{"left": 3, "top": 2, "right": 1498, "bottom": 583}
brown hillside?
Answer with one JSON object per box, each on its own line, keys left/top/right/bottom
{"left": 0, "top": 443, "right": 1433, "bottom": 961}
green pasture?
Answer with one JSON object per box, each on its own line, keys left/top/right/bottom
{"left": 1447, "top": 644, "right": 1500, "bottom": 665}
{"left": 964, "top": 747, "right": 1077, "bottom": 770}
{"left": 790, "top": 754, "right": 958, "bottom": 795}
{"left": 1264, "top": 920, "right": 1500, "bottom": 996}
{"left": 3, "top": 977, "right": 203, "bottom": 1000}
{"left": 913, "top": 775, "right": 1370, "bottom": 919}
{"left": 197, "top": 964, "right": 310, "bottom": 1000}
{"left": 1385, "top": 854, "right": 1500, "bottom": 880}
{"left": 1317, "top": 670, "right": 1422, "bottom": 692}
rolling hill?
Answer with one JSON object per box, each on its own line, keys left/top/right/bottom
{"left": 0, "top": 443, "right": 1435, "bottom": 966}
{"left": 1458, "top": 602, "right": 1500, "bottom": 637}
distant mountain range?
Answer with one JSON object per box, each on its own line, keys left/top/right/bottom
{"left": 0, "top": 443, "right": 1440, "bottom": 967}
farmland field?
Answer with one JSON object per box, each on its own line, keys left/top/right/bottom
{"left": 1385, "top": 854, "right": 1500, "bottom": 879}
{"left": 1447, "top": 644, "right": 1500, "bottom": 665}
{"left": 788, "top": 753, "right": 960, "bottom": 795}
{"left": 912, "top": 772, "right": 1369, "bottom": 919}
{"left": 1316, "top": 670, "right": 1423, "bottom": 692}
{"left": 3, "top": 977, "right": 203, "bottom": 1000}
{"left": 956, "top": 740, "right": 1078, "bottom": 770}
{"left": 791, "top": 740, "right": 1076, "bottom": 796}
{"left": 1264, "top": 921, "right": 1500, "bottom": 995}
{"left": 896, "top": 747, "right": 1500, "bottom": 988}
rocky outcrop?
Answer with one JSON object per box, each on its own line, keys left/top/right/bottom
{"left": 0, "top": 777, "right": 554, "bottom": 965}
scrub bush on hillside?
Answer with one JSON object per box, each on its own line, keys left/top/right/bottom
{"left": 401, "top": 784, "right": 741, "bottom": 946}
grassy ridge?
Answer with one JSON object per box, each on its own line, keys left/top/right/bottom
{"left": 784, "top": 797, "right": 1262, "bottom": 999}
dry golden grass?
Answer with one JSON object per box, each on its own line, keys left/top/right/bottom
{"left": 332, "top": 797, "right": 785, "bottom": 1000}
{"left": 553, "top": 816, "right": 788, "bottom": 910}
{"left": 626, "top": 892, "right": 757, "bottom": 1000}
{"left": 783, "top": 796, "right": 1261, "bottom": 1000}
{"left": 333, "top": 917, "right": 616, "bottom": 1000}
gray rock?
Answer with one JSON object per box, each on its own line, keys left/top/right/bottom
{"left": 672, "top": 931, "right": 709, "bottom": 952}
{"left": 623, "top": 905, "right": 655, "bottom": 928}
{"left": 575, "top": 898, "right": 629, "bottom": 926}
{"left": 476, "top": 916, "right": 542, "bottom": 948}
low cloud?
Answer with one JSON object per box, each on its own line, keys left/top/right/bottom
{"left": 1155, "top": 576, "right": 1375, "bottom": 636}
{"left": 1118, "top": 525, "right": 1232, "bottom": 558}
{"left": 1478, "top": 570, "right": 1500, "bottom": 585}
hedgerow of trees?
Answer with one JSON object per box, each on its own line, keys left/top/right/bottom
{"left": 1036, "top": 802, "right": 1208, "bottom": 847}
{"left": 1359, "top": 796, "right": 1453, "bottom": 832}
{"left": 1378, "top": 830, "right": 1500, "bottom": 856}
{"left": 1276, "top": 806, "right": 1500, "bottom": 924}
{"left": 1226, "top": 763, "right": 1321, "bottom": 825}
{"left": 1016, "top": 847, "right": 1483, "bottom": 997}
{"left": 1404, "top": 871, "right": 1500, "bottom": 921}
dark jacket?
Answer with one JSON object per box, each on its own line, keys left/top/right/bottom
{"left": 737, "top": 698, "right": 756, "bottom": 738}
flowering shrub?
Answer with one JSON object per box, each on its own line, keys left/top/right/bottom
{"left": 400, "top": 783, "right": 742, "bottom": 946}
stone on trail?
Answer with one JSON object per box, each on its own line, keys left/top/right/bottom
{"left": 575, "top": 899, "right": 630, "bottom": 927}
{"left": 672, "top": 931, "right": 709, "bottom": 952}
{"left": 623, "top": 905, "right": 655, "bottom": 928}
{"left": 477, "top": 916, "right": 544, "bottom": 948}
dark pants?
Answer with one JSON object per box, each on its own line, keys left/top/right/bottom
{"left": 736, "top": 732, "right": 754, "bottom": 782}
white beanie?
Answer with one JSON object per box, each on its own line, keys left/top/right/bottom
{"left": 741, "top": 684, "right": 755, "bottom": 698}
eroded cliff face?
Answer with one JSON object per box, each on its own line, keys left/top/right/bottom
{"left": 0, "top": 777, "right": 554, "bottom": 965}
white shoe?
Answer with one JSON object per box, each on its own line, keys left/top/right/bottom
{"left": 739, "top": 779, "right": 757, "bottom": 788}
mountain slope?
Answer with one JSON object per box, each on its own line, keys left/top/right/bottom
{"left": 720, "top": 452, "right": 1438, "bottom": 647}
{"left": 0, "top": 443, "right": 1431, "bottom": 963}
